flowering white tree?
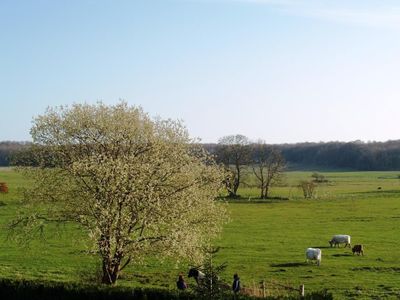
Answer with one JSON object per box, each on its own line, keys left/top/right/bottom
{"left": 13, "top": 102, "right": 228, "bottom": 284}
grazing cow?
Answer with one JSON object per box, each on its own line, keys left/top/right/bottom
{"left": 188, "top": 268, "right": 205, "bottom": 284}
{"left": 352, "top": 244, "right": 364, "bottom": 256}
{"left": 306, "top": 248, "right": 321, "bottom": 266}
{"left": 329, "top": 234, "right": 351, "bottom": 248}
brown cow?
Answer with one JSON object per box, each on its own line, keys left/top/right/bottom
{"left": 352, "top": 244, "right": 364, "bottom": 256}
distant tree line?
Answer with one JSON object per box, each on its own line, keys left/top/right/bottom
{"left": 0, "top": 141, "right": 30, "bottom": 166}
{"left": 3, "top": 139, "right": 400, "bottom": 171}
{"left": 278, "top": 140, "right": 400, "bottom": 171}
{"left": 203, "top": 140, "right": 400, "bottom": 172}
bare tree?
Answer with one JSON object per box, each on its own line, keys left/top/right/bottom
{"left": 250, "top": 144, "right": 285, "bottom": 199}
{"left": 10, "top": 102, "right": 228, "bottom": 285}
{"left": 216, "top": 135, "right": 250, "bottom": 198}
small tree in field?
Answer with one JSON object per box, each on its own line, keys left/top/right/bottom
{"left": 193, "top": 247, "right": 229, "bottom": 300}
{"left": 311, "top": 172, "right": 327, "bottom": 183}
{"left": 11, "top": 102, "right": 228, "bottom": 285}
{"left": 299, "top": 180, "right": 317, "bottom": 199}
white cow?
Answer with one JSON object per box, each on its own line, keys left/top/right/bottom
{"left": 329, "top": 234, "right": 351, "bottom": 248}
{"left": 306, "top": 248, "right": 321, "bottom": 266}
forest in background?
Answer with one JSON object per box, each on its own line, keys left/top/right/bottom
{"left": 2, "top": 140, "right": 400, "bottom": 171}
{"left": 0, "top": 142, "right": 30, "bottom": 166}
{"left": 206, "top": 140, "right": 400, "bottom": 171}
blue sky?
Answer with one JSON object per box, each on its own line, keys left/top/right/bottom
{"left": 1, "top": 0, "right": 400, "bottom": 143}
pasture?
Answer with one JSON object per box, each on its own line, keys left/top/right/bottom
{"left": 1, "top": 168, "right": 400, "bottom": 298}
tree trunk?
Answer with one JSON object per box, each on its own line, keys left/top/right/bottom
{"left": 101, "top": 257, "right": 120, "bottom": 284}
{"left": 232, "top": 162, "right": 240, "bottom": 197}
{"left": 260, "top": 184, "right": 264, "bottom": 199}
{"left": 264, "top": 185, "right": 269, "bottom": 199}
{"left": 232, "top": 174, "right": 240, "bottom": 196}
{"left": 232, "top": 178, "right": 239, "bottom": 197}
{"left": 99, "top": 234, "right": 122, "bottom": 285}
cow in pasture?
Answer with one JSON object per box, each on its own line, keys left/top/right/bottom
{"left": 352, "top": 244, "right": 364, "bottom": 256}
{"left": 188, "top": 268, "right": 205, "bottom": 285}
{"left": 329, "top": 234, "right": 351, "bottom": 248}
{"left": 306, "top": 248, "right": 321, "bottom": 266}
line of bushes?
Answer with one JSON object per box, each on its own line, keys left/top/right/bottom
{"left": 0, "top": 279, "right": 191, "bottom": 300}
{"left": 0, "top": 278, "right": 333, "bottom": 300}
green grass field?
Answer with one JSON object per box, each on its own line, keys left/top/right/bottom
{"left": 1, "top": 168, "right": 400, "bottom": 299}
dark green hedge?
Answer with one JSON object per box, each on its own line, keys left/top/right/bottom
{"left": 0, "top": 279, "right": 192, "bottom": 300}
{"left": 0, "top": 278, "right": 333, "bottom": 300}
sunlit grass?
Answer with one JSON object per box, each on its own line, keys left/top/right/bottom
{"left": 1, "top": 169, "right": 400, "bottom": 298}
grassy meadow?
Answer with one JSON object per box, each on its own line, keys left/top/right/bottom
{"left": 1, "top": 168, "right": 400, "bottom": 298}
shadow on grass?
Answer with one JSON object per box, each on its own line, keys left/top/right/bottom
{"left": 332, "top": 253, "right": 352, "bottom": 257}
{"left": 351, "top": 266, "right": 400, "bottom": 272}
{"left": 217, "top": 196, "right": 289, "bottom": 204}
{"left": 348, "top": 189, "right": 400, "bottom": 196}
{"left": 270, "top": 262, "right": 306, "bottom": 268}
{"left": 310, "top": 246, "right": 331, "bottom": 249}
{"left": 333, "top": 216, "right": 375, "bottom": 222}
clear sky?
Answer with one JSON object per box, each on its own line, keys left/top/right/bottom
{"left": 1, "top": 0, "right": 400, "bottom": 143}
